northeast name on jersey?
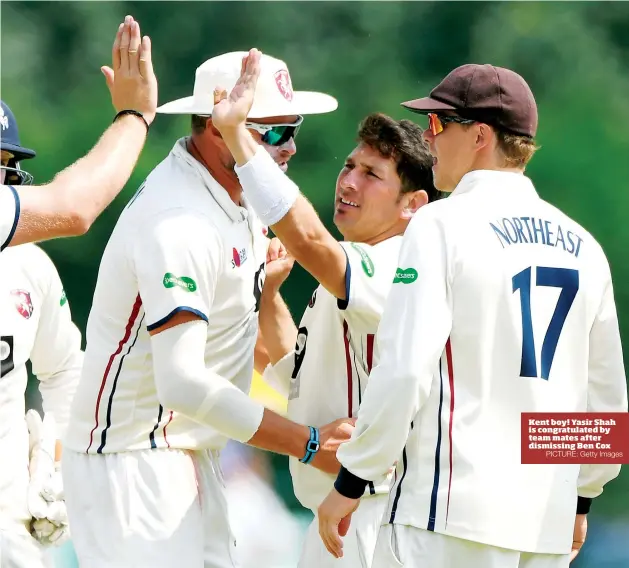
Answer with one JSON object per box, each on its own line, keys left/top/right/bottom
{"left": 336, "top": 171, "right": 628, "bottom": 555}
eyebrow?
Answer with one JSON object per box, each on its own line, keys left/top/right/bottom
{"left": 345, "top": 157, "right": 383, "bottom": 175}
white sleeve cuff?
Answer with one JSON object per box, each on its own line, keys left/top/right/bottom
{"left": 234, "top": 146, "right": 299, "bottom": 226}
{"left": 261, "top": 350, "right": 295, "bottom": 399}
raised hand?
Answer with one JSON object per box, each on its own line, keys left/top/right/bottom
{"left": 101, "top": 15, "right": 158, "bottom": 125}
{"left": 212, "top": 48, "right": 262, "bottom": 131}
{"left": 265, "top": 237, "right": 295, "bottom": 292}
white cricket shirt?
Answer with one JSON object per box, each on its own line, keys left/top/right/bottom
{"left": 64, "top": 138, "right": 269, "bottom": 454}
{"left": 270, "top": 237, "right": 400, "bottom": 512}
{"left": 337, "top": 170, "right": 628, "bottom": 554}
{"left": 0, "top": 244, "right": 83, "bottom": 529}
{"left": 0, "top": 184, "right": 19, "bottom": 251}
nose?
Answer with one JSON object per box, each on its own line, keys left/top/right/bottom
{"left": 280, "top": 137, "right": 297, "bottom": 156}
{"left": 422, "top": 128, "right": 434, "bottom": 144}
{"left": 339, "top": 168, "right": 358, "bottom": 192}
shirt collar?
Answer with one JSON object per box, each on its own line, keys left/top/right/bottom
{"left": 450, "top": 170, "right": 539, "bottom": 199}
{"left": 170, "top": 137, "right": 249, "bottom": 223}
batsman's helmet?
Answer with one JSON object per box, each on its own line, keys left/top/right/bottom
{"left": 1, "top": 100, "right": 36, "bottom": 185}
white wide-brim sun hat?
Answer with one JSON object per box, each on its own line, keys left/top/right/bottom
{"left": 157, "top": 51, "right": 338, "bottom": 119}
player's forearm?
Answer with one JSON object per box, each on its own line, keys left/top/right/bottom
{"left": 253, "top": 328, "right": 271, "bottom": 374}
{"left": 335, "top": 362, "right": 422, "bottom": 493}
{"left": 232, "top": 144, "right": 348, "bottom": 299}
{"left": 151, "top": 320, "right": 312, "bottom": 457}
{"left": 246, "top": 408, "right": 311, "bottom": 459}
{"left": 219, "top": 124, "right": 259, "bottom": 167}
{"left": 151, "top": 320, "right": 265, "bottom": 443}
{"left": 50, "top": 114, "right": 149, "bottom": 227}
{"left": 271, "top": 196, "right": 348, "bottom": 299}
{"left": 14, "top": 115, "right": 148, "bottom": 244}
{"left": 259, "top": 289, "right": 297, "bottom": 365}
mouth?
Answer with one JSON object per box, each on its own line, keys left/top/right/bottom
{"left": 338, "top": 197, "right": 359, "bottom": 209}
{"left": 278, "top": 161, "right": 288, "bottom": 172}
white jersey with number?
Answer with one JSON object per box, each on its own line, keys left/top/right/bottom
{"left": 270, "top": 237, "right": 400, "bottom": 512}
{"left": 0, "top": 244, "right": 83, "bottom": 529}
{"left": 64, "top": 138, "right": 268, "bottom": 455}
{"left": 337, "top": 170, "right": 628, "bottom": 554}
{"left": 0, "top": 184, "right": 19, "bottom": 251}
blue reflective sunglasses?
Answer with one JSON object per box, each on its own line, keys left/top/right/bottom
{"left": 245, "top": 115, "right": 303, "bottom": 147}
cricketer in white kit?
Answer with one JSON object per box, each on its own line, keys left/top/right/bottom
{"left": 0, "top": 244, "right": 82, "bottom": 568}
{"left": 319, "top": 65, "right": 628, "bottom": 568}
{"left": 1, "top": 105, "right": 79, "bottom": 568}
{"left": 265, "top": 237, "right": 402, "bottom": 568}
{"left": 210, "top": 57, "right": 440, "bottom": 567}
{"left": 62, "top": 50, "right": 346, "bottom": 568}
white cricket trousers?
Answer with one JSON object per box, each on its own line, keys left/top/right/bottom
{"left": 372, "top": 525, "right": 571, "bottom": 568}
{"left": 62, "top": 447, "right": 238, "bottom": 568}
{"left": 299, "top": 494, "right": 388, "bottom": 568}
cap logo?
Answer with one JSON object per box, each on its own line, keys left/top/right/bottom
{"left": 274, "top": 69, "right": 293, "bottom": 102}
{"left": 0, "top": 107, "right": 8, "bottom": 131}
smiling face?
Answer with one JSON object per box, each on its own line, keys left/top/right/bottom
{"left": 333, "top": 143, "right": 415, "bottom": 243}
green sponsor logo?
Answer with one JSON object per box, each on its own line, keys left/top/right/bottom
{"left": 60, "top": 289, "right": 67, "bottom": 306}
{"left": 163, "top": 272, "right": 197, "bottom": 292}
{"left": 350, "top": 243, "right": 374, "bottom": 277}
{"left": 393, "top": 267, "right": 418, "bottom": 284}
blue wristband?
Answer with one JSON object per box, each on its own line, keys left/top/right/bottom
{"left": 300, "top": 426, "right": 320, "bottom": 464}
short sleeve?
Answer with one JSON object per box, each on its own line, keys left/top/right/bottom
{"left": 133, "top": 210, "right": 224, "bottom": 331}
{"left": 0, "top": 184, "right": 20, "bottom": 251}
{"left": 337, "top": 240, "right": 396, "bottom": 334}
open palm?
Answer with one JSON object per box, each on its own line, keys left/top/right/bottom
{"left": 212, "top": 48, "right": 262, "bottom": 130}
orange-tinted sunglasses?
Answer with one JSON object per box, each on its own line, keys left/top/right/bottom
{"left": 427, "top": 113, "right": 476, "bottom": 135}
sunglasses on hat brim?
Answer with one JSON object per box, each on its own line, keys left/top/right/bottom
{"left": 427, "top": 113, "right": 476, "bottom": 136}
{"left": 245, "top": 115, "right": 303, "bottom": 147}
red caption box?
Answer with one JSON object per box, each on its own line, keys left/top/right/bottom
{"left": 521, "top": 412, "right": 629, "bottom": 464}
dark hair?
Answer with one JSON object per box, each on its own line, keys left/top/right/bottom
{"left": 357, "top": 113, "right": 439, "bottom": 202}
{"left": 191, "top": 114, "right": 209, "bottom": 134}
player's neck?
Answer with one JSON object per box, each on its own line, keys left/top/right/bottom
{"left": 187, "top": 135, "right": 244, "bottom": 206}
{"left": 346, "top": 220, "right": 408, "bottom": 246}
{"left": 469, "top": 150, "right": 526, "bottom": 177}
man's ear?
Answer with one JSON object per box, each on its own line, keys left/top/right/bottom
{"left": 400, "top": 190, "right": 429, "bottom": 220}
{"left": 475, "top": 123, "right": 495, "bottom": 152}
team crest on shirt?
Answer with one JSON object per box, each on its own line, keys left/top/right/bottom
{"left": 274, "top": 69, "right": 294, "bottom": 102}
{"left": 232, "top": 247, "right": 248, "bottom": 268}
{"left": 10, "top": 289, "right": 34, "bottom": 319}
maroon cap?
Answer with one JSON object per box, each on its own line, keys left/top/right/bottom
{"left": 402, "top": 64, "right": 538, "bottom": 138}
